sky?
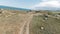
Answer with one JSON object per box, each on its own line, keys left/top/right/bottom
{"left": 32, "top": 0, "right": 60, "bottom": 10}
{"left": 0, "top": 0, "right": 60, "bottom": 10}
{"left": 0, "top": 0, "right": 41, "bottom": 9}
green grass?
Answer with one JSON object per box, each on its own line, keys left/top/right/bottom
{"left": 30, "top": 15, "right": 60, "bottom": 34}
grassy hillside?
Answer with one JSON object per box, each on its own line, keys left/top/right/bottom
{"left": 0, "top": 9, "right": 60, "bottom": 34}
{"left": 30, "top": 15, "right": 60, "bottom": 34}
{"left": 0, "top": 9, "right": 29, "bottom": 34}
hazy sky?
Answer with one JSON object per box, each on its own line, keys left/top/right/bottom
{"left": 0, "top": 0, "right": 60, "bottom": 9}
{"left": 0, "top": 0, "right": 41, "bottom": 9}
{"left": 32, "top": 0, "right": 60, "bottom": 9}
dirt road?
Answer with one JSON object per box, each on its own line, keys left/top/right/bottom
{"left": 19, "top": 14, "right": 33, "bottom": 34}
{"left": 26, "top": 14, "right": 33, "bottom": 34}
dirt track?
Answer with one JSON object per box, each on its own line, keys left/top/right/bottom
{"left": 19, "top": 14, "right": 33, "bottom": 34}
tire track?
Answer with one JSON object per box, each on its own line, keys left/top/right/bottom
{"left": 19, "top": 14, "right": 33, "bottom": 34}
